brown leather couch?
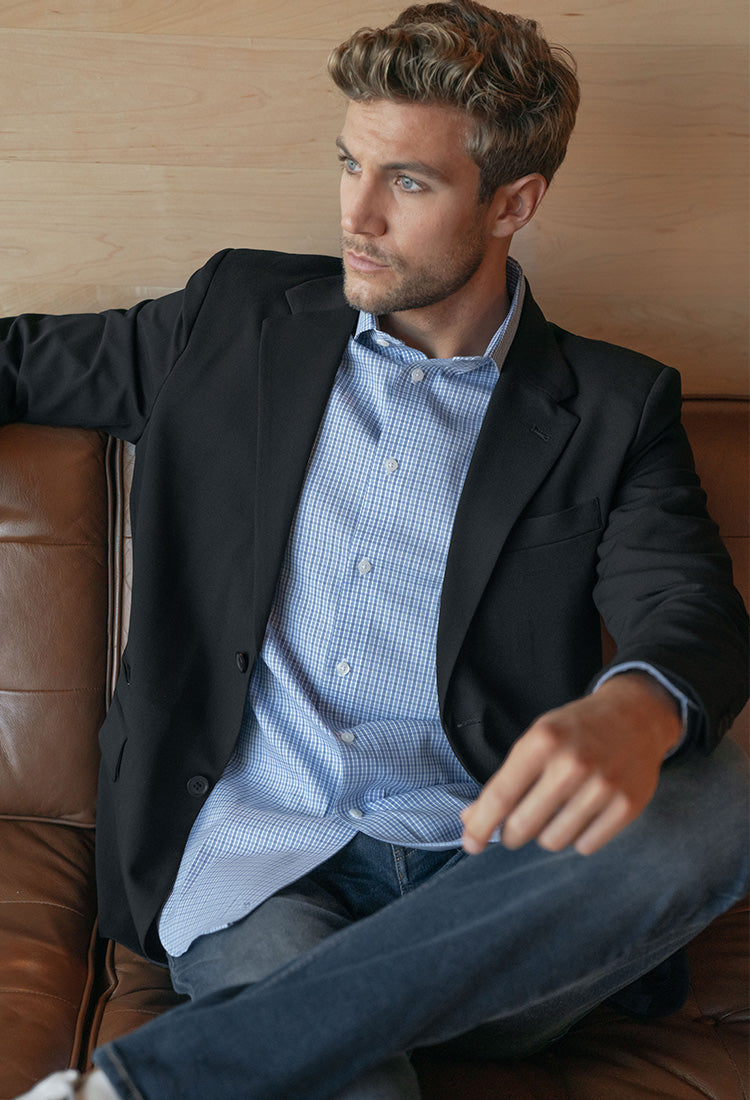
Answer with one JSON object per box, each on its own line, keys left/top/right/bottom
{"left": 0, "top": 397, "right": 747, "bottom": 1100}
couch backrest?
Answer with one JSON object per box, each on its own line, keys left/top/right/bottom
{"left": 0, "top": 426, "right": 110, "bottom": 825}
{"left": 0, "top": 397, "right": 746, "bottom": 826}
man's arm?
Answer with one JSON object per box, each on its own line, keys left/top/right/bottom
{"left": 460, "top": 671, "right": 681, "bottom": 855}
{"left": 0, "top": 251, "right": 231, "bottom": 437}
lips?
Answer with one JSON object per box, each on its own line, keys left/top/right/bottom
{"left": 345, "top": 249, "right": 389, "bottom": 273}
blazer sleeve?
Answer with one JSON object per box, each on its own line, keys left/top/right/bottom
{"left": 592, "top": 366, "right": 748, "bottom": 752}
{"left": 0, "top": 249, "right": 232, "bottom": 441}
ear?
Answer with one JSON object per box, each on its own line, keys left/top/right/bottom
{"left": 489, "top": 174, "right": 547, "bottom": 239}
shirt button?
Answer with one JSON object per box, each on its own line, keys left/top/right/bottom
{"left": 348, "top": 807, "right": 364, "bottom": 820}
{"left": 341, "top": 730, "right": 356, "bottom": 744}
{"left": 384, "top": 457, "right": 399, "bottom": 474}
{"left": 336, "top": 660, "right": 351, "bottom": 677}
{"left": 410, "top": 367, "right": 425, "bottom": 383}
{"left": 187, "top": 775, "right": 210, "bottom": 797}
{"left": 357, "top": 558, "right": 372, "bottom": 575}
{"left": 374, "top": 335, "right": 389, "bottom": 346}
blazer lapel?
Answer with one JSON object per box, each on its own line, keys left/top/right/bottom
{"left": 253, "top": 275, "right": 356, "bottom": 649}
{"left": 437, "top": 289, "right": 580, "bottom": 705}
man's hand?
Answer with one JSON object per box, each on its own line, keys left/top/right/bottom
{"left": 460, "top": 672, "right": 682, "bottom": 857}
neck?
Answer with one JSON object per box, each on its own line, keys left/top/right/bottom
{"left": 379, "top": 245, "right": 513, "bottom": 358}
{"left": 380, "top": 282, "right": 511, "bottom": 359}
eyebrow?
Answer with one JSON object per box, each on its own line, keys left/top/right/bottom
{"left": 335, "top": 137, "right": 448, "bottom": 183}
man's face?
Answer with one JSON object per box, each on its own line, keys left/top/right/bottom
{"left": 338, "top": 99, "right": 499, "bottom": 320}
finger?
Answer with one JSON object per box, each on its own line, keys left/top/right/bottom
{"left": 536, "top": 773, "right": 617, "bottom": 852}
{"left": 460, "top": 731, "right": 554, "bottom": 853}
{"left": 573, "top": 792, "right": 637, "bottom": 855}
{"left": 500, "top": 751, "right": 593, "bottom": 849}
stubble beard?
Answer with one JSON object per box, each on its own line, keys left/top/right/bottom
{"left": 341, "top": 230, "right": 487, "bottom": 317}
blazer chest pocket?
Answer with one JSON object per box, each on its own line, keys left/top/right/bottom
{"left": 504, "top": 497, "right": 603, "bottom": 552}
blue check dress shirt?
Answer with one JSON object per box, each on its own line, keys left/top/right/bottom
{"left": 159, "top": 258, "right": 687, "bottom": 957}
{"left": 159, "top": 260, "right": 526, "bottom": 956}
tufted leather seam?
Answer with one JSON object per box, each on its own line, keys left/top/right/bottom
{"left": 0, "top": 988, "right": 83, "bottom": 1010}
{"left": 0, "top": 539, "right": 106, "bottom": 547}
{"left": 97, "top": 1008, "right": 169, "bottom": 1020}
{"left": 0, "top": 688, "right": 102, "bottom": 695}
{"left": 694, "top": 1019, "right": 748, "bottom": 1099}
{"left": 654, "top": 1052, "right": 745, "bottom": 1099}
{"left": 0, "top": 815, "right": 94, "bottom": 828}
{"left": 0, "top": 900, "right": 94, "bottom": 916}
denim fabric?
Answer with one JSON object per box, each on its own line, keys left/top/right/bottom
{"left": 168, "top": 841, "right": 465, "bottom": 1099}
{"left": 95, "top": 738, "right": 749, "bottom": 1100}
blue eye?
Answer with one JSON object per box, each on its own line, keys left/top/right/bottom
{"left": 397, "top": 175, "right": 421, "bottom": 192}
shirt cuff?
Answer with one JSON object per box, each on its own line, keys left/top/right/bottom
{"left": 592, "top": 661, "right": 691, "bottom": 757}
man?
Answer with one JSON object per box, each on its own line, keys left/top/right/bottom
{"left": 10, "top": 3, "right": 749, "bottom": 1098}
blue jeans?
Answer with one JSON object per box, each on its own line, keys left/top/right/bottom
{"left": 94, "top": 739, "right": 749, "bottom": 1100}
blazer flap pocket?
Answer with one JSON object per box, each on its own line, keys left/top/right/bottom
{"left": 505, "top": 498, "right": 602, "bottom": 552}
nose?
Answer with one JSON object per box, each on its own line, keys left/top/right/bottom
{"left": 340, "top": 174, "right": 386, "bottom": 237}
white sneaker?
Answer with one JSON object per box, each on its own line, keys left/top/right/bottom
{"left": 14, "top": 1070, "right": 81, "bottom": 1100}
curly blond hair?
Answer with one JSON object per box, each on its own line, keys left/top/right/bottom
{"left": 328, "top": 0, "right": 580, "bottom": 201}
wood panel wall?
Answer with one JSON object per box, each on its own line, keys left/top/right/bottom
{"left": 0, "top": 1, "right": 747, "bottom": 394}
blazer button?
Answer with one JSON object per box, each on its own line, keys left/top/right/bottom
{"left": 187, "top": 775, "right": 210, "bottom": 797}
{"left": 235, "top": 651, "right": 249, "bottom": 673}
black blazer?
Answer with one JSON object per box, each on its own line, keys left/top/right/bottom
{"left": 1, "top": 248, "right": 747, "bottom": 960}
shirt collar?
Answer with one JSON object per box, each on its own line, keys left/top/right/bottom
{"left": 354, "top": 256, "right": 525, "bottom": 374}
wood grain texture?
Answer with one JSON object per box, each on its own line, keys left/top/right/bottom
{"left": 0, "top": 0, "right": 743, "bottom": 45}
{"left": 0, "top": 1, "right": 747, "bottom": 393}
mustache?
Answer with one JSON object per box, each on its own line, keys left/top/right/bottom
{"left": 341, "top": 235, "right": 399, "bottom": 267}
